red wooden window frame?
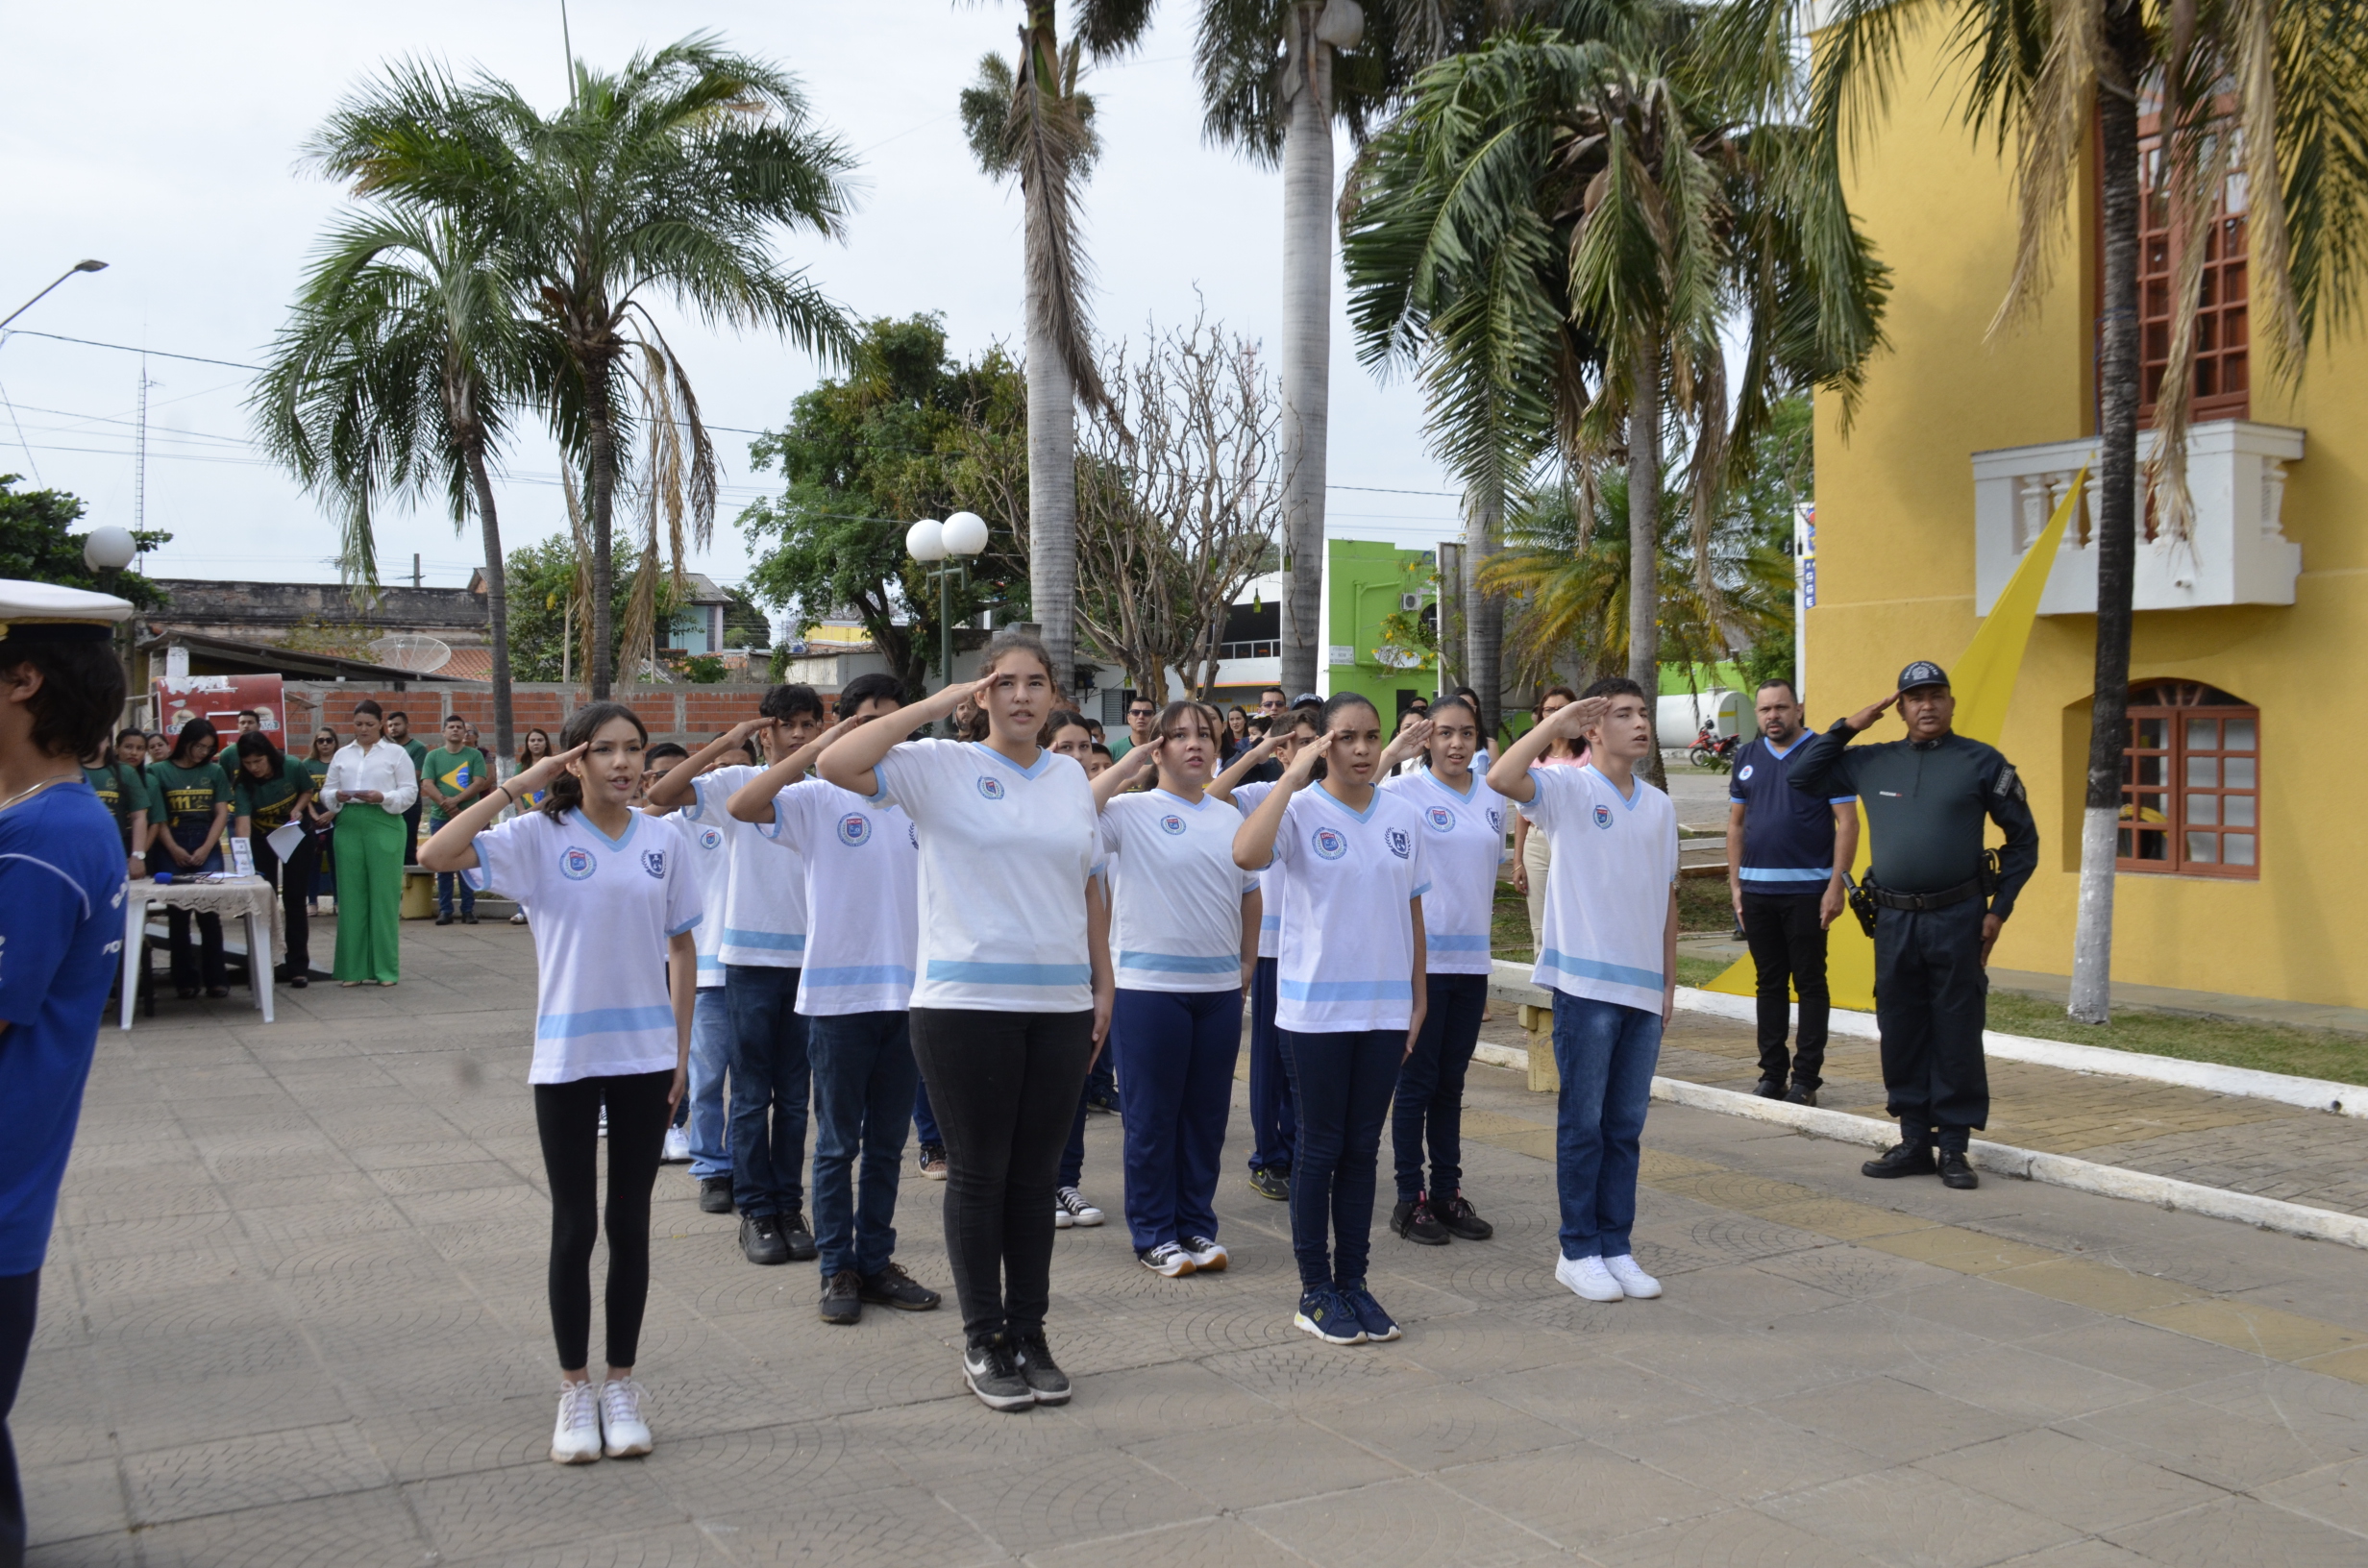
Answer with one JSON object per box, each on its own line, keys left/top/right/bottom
{"left": 2122, "top": 98, "right": 2251, "bottom": 425}
{"left": 2117, "top": 680, "right": 2259, "bottom": 878}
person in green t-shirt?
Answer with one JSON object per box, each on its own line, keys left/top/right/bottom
{"left": 388, "top": 710, "right": 429, "bottom": 868}
{"left": 420, "top": 714, "right": 491, "bottom": 924}
{"left": 152, "top": 719, "right": 236, "bottom": 997}
{"left": 84, "top": 725, "right": 153, "bottom": 880}
{"left": 232, "top": 731, "right": 318, "bottom": 985}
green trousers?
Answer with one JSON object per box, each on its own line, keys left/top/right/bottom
{"left": 333, "top": 804, "right": 406, "bottom": 983}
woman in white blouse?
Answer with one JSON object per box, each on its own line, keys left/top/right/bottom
{"left": 318, "top": 698, "right": 418, "bottom": 985}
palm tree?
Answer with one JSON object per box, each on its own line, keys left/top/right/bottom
{"left": 309, "top": 37, "right": 859, "bottom": 698}
{"left": 960, "top": 3, "right": 1154, "bottom": 695}
{"left": 1345, "top": 21, "right": 1886, "bottom": 780}
{"left": 1718, "top": 0, "right": 2368, "bottom": 1020}
{"left": 254, "top": 205, "right": 551, "bottom": 760}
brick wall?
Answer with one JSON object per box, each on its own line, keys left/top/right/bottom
{"left": 284, "top": 681, "right": 784, "bottom": 753}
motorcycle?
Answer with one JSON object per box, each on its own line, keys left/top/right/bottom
{"left": 1687, "top": 725, "right": 1741, "bottom": 772}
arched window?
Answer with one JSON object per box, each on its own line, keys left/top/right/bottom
{"left": 2119, "top": 680, "right": 2259, "bottom": 878}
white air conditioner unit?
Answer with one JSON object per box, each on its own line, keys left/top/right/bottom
{"left": 1399, "top": 592, "right": 1422, "bottom": 612}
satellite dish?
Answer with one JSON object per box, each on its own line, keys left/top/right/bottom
{"left": 367, "top": 633, "right": 453, "bottom": 674}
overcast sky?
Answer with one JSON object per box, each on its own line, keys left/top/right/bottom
{"left": 1, "top": 0, "right": 1465, "bottom": 624}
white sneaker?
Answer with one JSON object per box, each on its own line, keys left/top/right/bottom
{"left": 661, "top": 1125, "right": 692, "bottom": 1164}
{"left": 1555, "top": 1254, "right": 1626, "bottom": 1302}
{"left": 1182, "top": 1235, "right": 1228, "bottom": 1271}
{"left": 598, "top": 1377, "right": 653, "bottom": 1458}
{"left": 550, "top": 1380, "right": 602, "bottom": 1463}
{"left": 1602, "top": 1254, "right": 1662, "bottom": 1299}
{"left": 1054, "top": 1201, "right": 1073, "bottom": 1230}
{"left": 1056, "top": 1187, "right": 1104, "bottom": 1227}
{"left": 1140, "top": 1241, "right": 1196, "bottom": 1277}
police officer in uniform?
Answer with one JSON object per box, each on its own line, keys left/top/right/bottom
{"left": 1788, "top": 661, "right": 2038, "bottom": 1189}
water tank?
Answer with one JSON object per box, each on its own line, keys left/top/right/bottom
{"left": 1656, "top": 690, "right": 1741, "bottom": 747}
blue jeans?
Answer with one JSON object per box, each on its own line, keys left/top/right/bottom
{"left": 807, "top": 1010, "right": 919, "bottom": 1279}
{"left": 726, "top": 965, "right": 809, "bottom": 1217}
{"left": 1394, "top": 972, "right": 1489, "bottom": 1203}
{"left": 1278, "top": 1027, "right": 1402, "bottom": 1292}
{"left": 682, "top": 987, "right": 731, "bottom": 1177}
{"left": 434, "top": 866, "right": 474, "bottom": 917}
{"left": 1113, "top": 988, "right": 1241, "bottom": 1252}
{"left": 1246, "top": 957, "right": 1296, "bottom": 1172}
{"left": 1549, "top": 992, "right": 1663, "bottom": 1261}
{"left": 913, "top": 1075, "right": 942, "bottom": 1147}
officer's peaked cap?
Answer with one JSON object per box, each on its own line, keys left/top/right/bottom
{"left": 1895, "top": 660, "right": 1950, "bottom": 693}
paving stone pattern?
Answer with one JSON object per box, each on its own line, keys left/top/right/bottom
{"left": 27, "top": 922, "right": 2368, "bottom": 1566}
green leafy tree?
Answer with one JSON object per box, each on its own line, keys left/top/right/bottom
{"left": 308, "top": 36, "right": 860, "bottom": 700}
{"left": 0, "top": 477, "right": 168, "bottom": 607}
{"left": 739, "top": 316, "right": 1031, "bottom": 695}
{"left": 499, "top": 535, "right": 674, "bottom": 684}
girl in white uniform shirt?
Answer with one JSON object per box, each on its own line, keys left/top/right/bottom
{"left": 1092, "top": 704, "right": 1261, "bottom": 1277}
{"left": 818, "top": 630, "right": 1113, "bottom": 1413}
{"left": 1379, "top": 697, "right": 1505, "bottom": 1246}
{"left": 1232, "top": 693, "right": 1428, "bottom": 1347}
{"left": 419, "top": 701, "right": 703, "bottom": 1465}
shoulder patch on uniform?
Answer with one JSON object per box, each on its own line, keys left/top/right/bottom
{"left": 1993, "top": 764, "right": 2025, "bottom": 803}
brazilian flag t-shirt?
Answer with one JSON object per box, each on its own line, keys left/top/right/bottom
{"left": 421, "top": 746, "right": 489, "bottom": 821}
{"left": 234, "top": 769, "right": 310, "bottom": 834}
{"left": 148, "top": 760, "right": 234, "bottom": 830}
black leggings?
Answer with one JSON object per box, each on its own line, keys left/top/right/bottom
{"left": 533, "top": 1070, "right": 673, "bottom": 1372}
{"left": 908, "top": 1007, "right": 1095, "bottom": 1347}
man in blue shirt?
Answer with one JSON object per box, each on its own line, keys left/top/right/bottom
{"left": 1724, "top": 679, "right": 1858, "bottom": 1105}
{"left": 0, "top": 580, "right": 135, "bottom": 1565}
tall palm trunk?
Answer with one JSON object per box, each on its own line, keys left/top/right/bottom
{"left": 1277, "top": 2, "right": 1342, "bottom": 699}
{"left": 1626, "top": 362, "right": 1666, "bottom": 790}
{"left": 583, "top": 362, "right": 618, "bottom": 698}
{"left": 463, "top": 447, "right": 515, "bottom": 765}
{"left": 2069, "top": 7, "right": 2151, "bottom": 1024}
{"left": 1024, "top": 195, "right": 1079, "bottom": 694}
{"left": 1465, "top": 479, "right": 1503, "bottom": 742}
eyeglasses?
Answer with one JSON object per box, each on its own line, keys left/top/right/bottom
{"left": 1128, "top": 708, "right": 1154, "bottom": 718}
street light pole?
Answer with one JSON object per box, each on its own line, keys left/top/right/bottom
{"left": 1, "top": 258, "right": 109, "bottom": 332}
{"left": 906, "top": 512, "right": 993, "bottom": 730}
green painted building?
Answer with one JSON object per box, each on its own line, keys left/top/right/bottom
{"left": 1321, "top": 537, "right": 1440, "bottom": 719}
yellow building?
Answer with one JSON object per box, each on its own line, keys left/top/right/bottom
{"left": 1812, "top": 29, "right": 2368, "bottom": 1010}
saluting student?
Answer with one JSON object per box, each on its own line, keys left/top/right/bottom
{"left": 728, "top": 672, "right": 943, "bottom": 1326}
{"left": 419, "top": 701, "right": 703, "bottom": 1465}
{"left": 1232, "top": 693, "right": 1428, "bottom": 1347}
{"left": 1043, "top": 711, "right": 1108, "bottom": 1230}
{"left": 1092, "top": 704, "right": 1260, "bottom": 1277}
{"left": 818, "top": 630, "right": 1113, "bottom": 1414}
{"left": 1380, "top": 697, "right": 1505, "bottom": 1246}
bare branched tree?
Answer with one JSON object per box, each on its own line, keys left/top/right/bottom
{"left": 1062, "top": 309, "right": 1281, "bottom": 702}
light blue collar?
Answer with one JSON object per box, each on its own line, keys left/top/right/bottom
{"left": 1314, "top": 780, "right": 1380, "bottom": 823}
{"left": 971, "top": 741, "right": 1053, "bottom": 781}
{"left": 1423, "top": 769, "right": 1479, "bottom": 802}
{"left": 1154, "top": 787, "right": 1211, "bottom": 812}
{"left": 570, "top": 808, "right": 641, "bottom": 850}
{"left": 1762, "top": 733, "right": 1804, "bottom": 760}
{"left": 1584, "top": 763, "right": 1641, "bottom": 810}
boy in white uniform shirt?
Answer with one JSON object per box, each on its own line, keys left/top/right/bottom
{"left": 1487, "top": 676, "right": 1679, "bottom": 1305}
{"left": 728, "top": 674, "right": 944, "bottom": 1326}
{"left": 641, "top": 743, "right": 736, "bottom": 1210}
{"left": 646, "top": 687, "right": 824, "bottom": 1268}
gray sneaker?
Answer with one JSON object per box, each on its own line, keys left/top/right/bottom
{"left": 1016, "top": 1331, "right": 1071, "bottom": 1405}
{"left": 962, "top": 1337, "right": 1034, "bottom": 1412}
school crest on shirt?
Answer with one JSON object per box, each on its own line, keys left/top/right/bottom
{"left": 641, "top": 849, "right": 667, "bottom": 879}
{"left": 1592, "top": 803, "right": 1614, "bottom": 829}
{"left": 559, "top": 845, "right": 597, "bottom": 880}
{"left": 1385, "top": 827, "right": 1413, "bottom": 859}
{"left": 1487, "top": 807, "right": 1504, "bottom": 832}
{"left": 975, "top": 775, "right": 1005, "bottom": 801}
{"left": 1311, "top": 825, "right": 1347, "bottom": 860}
{"left": 1423, "top": 804, "right": 1456, "bottom": 833}
{"left": 696, "top": 825, "right": 724, "bottom": 852}
{"left": 1159, "top": 814, "right": 1186, "bottom": 836}
{"left": 1737, "top": 763, "right": 1755, "bottom": 781}
{"left": 837, "top": 813, "right": 872, "bottom": 845}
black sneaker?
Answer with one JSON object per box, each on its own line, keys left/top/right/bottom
{"left": 820, "top": 1269, "right": 862, "bottom": 1325}
{"left": 1938, "top": 1151, "right": 1981, "bottom": 1189}
{"left": 1786, "top": 1083, "right": 1818, "bottom": 1107}
{"left": 460, "top": 911, "right": 479, "bottom": 925}
{"left": 916, "top": 1142, "right": 949, "bottom": 1181}
{"left": 779, "top": 1209, "right": 818, "bottom": 1262}
{"left": 1392, "top": 1197, "right": 1449, "bottom": 1245}
{"left": 698, "top": 1176, "right": 733, "bottom": 1214}
{"left": 1437, "top": 1190, "right": 1494, "bottom": 1241}
{"left": 1015, "top": 1331, "right": 1071, "bottom": 1405}
{"left": 1861, "top": 1142, "right": 1938, "bottom": 1180}
{"left": 962, "top": 1337, "right": 1034, "bottom": 1411}
{"left": 434, "top": 913, "right": 454, "bottom": 926}
{"left": 1753, "top": 1076, "right": 1785, "bottom": 1098}
{"left": 1248, "top": 1166, "right": 1291, "bottom": 1202}
{"left": 858, "top": 1262, "right": 941, "bottom": 1311}
{"left": 740, "top": 1212, "right": 789, "bottom": 1265}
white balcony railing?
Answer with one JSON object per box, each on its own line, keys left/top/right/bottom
{"left": 1970, "top": 420, "right": 2304, "bottom": 615}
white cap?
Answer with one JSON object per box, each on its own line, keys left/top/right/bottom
{"left": 0, "top": 578, "right": 135, "bottom": 641}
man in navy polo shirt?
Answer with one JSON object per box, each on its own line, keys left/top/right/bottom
{"left": 1724, "top": 679, "right": 1858, "bottom": 1105}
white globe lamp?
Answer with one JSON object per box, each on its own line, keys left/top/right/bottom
{"left": 942, "top": 510, "right": 989, "bottom": 557}
{"left": 905, "top": 518, "right": 947, "bottom": 562}
{"left": 82, "top": 525, "right": 137, "bottom": 573}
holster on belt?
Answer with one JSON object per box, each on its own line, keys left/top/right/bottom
{"left": 1845, "top": 875, "right": 1879, "bottom": 939}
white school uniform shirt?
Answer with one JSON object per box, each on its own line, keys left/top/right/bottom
{"left": 1256, "top": 783, "right": 1430, "bottom": 1034}
{"left": 1099, "top": 789, "right": 1258, "bottom": 992}
{"left": 760, "top": 778, "right": 920, "bottom": 1016}
{"left": 1381, "top": 768, "right": 1508, "bottom": 975}
{"left": 1518, "top": 763, "right": 1679, "bottom": 1014}
{"left": 317, "top": 739, "right": 419, "bottom": 815}
{"left": 871, "top": 738, "right": 1102, "bottom": 1014}
{"left": 1231, "top": 780, "right": 1283, "bottom": 959}
{"left": 665, "top": 802, "right": 733, "bottom": 989}
{"left": 683, "top": 765, "right": 806, "bottom": 968}
{"left": 464, "top": 809, "right": 703, "bottom": 1083}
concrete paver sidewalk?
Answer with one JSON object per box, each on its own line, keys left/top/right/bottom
{"left": 25, "top": 923, "right": 2368, "bottom": 1567}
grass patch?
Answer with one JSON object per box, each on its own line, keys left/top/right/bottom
{"left": 1979, "top": 990, "right": 2368, "bottom": 1085}
{"left": 1675, "top": 954, "right": 1732, "bottom": 989}
{"left": 1492, "top": 880, "right": 1532, "bottom": 966}
{"left": 1676, "top": 878, "right": 1736, "bottom": 933}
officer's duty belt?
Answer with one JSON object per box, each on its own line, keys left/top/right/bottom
{"left": 1864, "top": 875, "right": 1983, "bottom": 913}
